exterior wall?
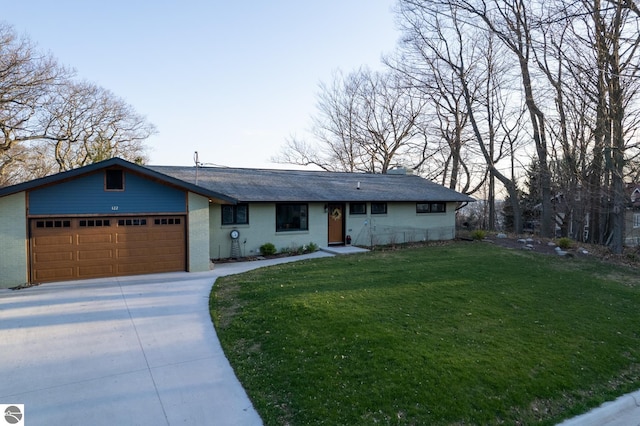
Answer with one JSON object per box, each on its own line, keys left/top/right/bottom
{"left": 625, "top": 209, "right": 640, "bottom": 246}
{"left": 210, "top": 202, "right": 328, "bottom": 259}
{"left": 208, "top": 200, "right": 458, "bottom": 259}
{"left": 29, "top": 171, "right": 186, "bottom": 215}
{"left": 346, "top": 202, "right": 457, "bottom": 247}
{"left": 188, "top": 192, "right": 211, "bottom": 271}
{"left": 0, "top": 193, "right": 28, "bottom": 288}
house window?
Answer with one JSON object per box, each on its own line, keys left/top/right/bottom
{"left": 276, "top": 203, "right": 308, "bottom": 232}
{"left": 117, "top": 218, "right": 147, "bottom": 226}
{"left": 154, "top": 217, "right": 181, "bottom": 225}
{"left": 634, "top": 213, "right": 640, "bottom": 228}
{"left": 79, "top": 219, "right": 111, "bottom": 227}
{"left": 105, "top": 169, "right": 124, "bottom": 190}
{"left": 417, "top": 202, "right": 447, "bottom": 214}
{"left": 222, "top": 204, "right": 249, "bottom": 225}
{"left": 371, "top": 202, "right": 387, "bottom": 215}
{"left": 350, "top": 203, "right": 367, "bottom": 215}
{"left": 36, "top": 220, "right": 71, "bottom": 228}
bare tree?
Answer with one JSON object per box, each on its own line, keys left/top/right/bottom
{"left": 275, "top": 67, "right": 430, "bottom": 173}
{"left": 396, "top": 1, "right": 527, "bottom": 230}
{"left": 0, "top": 23, "right": 67, "bottom": 185}
{"left": 0, "top": 24, "right": 156, "bottom": 186}
{"left": 556, "top": 0, "right": 640, "bottom": 251}
{"left": 42, "top": 80, "right": 154, "bottom": 171}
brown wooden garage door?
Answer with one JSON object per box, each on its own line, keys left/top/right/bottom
{"left": 30, "top": 216, "right": 186, "bottom": 283}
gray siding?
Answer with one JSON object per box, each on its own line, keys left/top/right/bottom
{"left": 0, "top": 193, "right": 27, "bottom": 288}
{"left": 188, "top": 192, "right": 211, "bottom": 271}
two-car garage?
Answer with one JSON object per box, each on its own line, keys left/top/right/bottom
{"left": 29, "top": 215, "right": 186, "bottom": 283}
{"left": 0, "top": 157, "right": 237, "bottom": 287}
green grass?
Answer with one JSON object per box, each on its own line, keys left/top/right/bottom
{"left": 210, "top": 242, "right": 640, "bottom": 425}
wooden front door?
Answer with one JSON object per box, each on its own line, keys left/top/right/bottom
{"left": 327, "top": 203, "right": 345, "bottom": 245}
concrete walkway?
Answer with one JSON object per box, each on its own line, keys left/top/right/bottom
{"left": 0, "top": 251, "right": 332, "bottom": 426}
{"left": 556, "top": 390, "right": 640, "bottom": 426}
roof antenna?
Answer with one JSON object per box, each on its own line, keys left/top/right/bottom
{"left": 194, "top": 151, "right": 199, "bottom": 185}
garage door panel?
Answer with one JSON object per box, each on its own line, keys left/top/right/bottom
{"left": 116, "top": 233, "right": 150, "bottom": 243}
{"left": 30, "top": 216, "right": 186, "bottom": 283}
{"left": 33, "top": 235, "right": 74, "bottom": 247}
{"left": 77, "top": 249, "right": 114, "bottom": 260}
{"left": 118, "top": 259, "right": 184, "bottom": 274}
{"left": 77, "top": 233, "right": 113, "bottom": 245}
{"left": 78, "top": 264, "right": 115, "bottom": 278}
{"left": 149, "top": 230, "right": 183, "bottom": 241}
{"left": 151, "top": 261, "right": 184, "bottom": 272}
{"left": 117, "top": 263, "right": 154, "bottom": 274}
{"left": 33, "top": 251, "right": 74, "bottom": 262}
{"left": 155, "top": 246, "right": 185, "bottom": 256}
{"left": 34, "top": 267, "right": 75, "bottom": 282}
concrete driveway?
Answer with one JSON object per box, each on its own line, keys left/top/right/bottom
{"left": 0, "top": 252, "right": 332, "bottom": 426}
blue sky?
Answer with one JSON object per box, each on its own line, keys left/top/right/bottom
{"left": 4, "top": 1, "right": 399, "bottom": 168}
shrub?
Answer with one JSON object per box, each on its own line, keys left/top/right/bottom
{"left": 471, "top": 230, "right": 487, "bottom": 240}
{"left": 280, "top": 245, "right": 303, "bottom": 255}
{"left": 557, "top": 237, "right": 573, "bottom": 250}
{"left": 279, "top": 247, "right": 292, "bottom": 255}
{"left": 260, "top": 243, "right": 277, "bottom": 256}
{"left": 306, "top": 242, "right": 319, "bottom": 253}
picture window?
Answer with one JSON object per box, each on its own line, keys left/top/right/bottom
{"left": 276, "top": 203, "right": 308, "bottom": 232}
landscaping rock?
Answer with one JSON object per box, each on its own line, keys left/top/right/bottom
{"left": 497, "top": 233, "right": 508, "bottom": 239}
{"left": 555, "top": 247, "right": 568, "bottom": 256}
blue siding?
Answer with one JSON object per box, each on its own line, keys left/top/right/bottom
{"left": 29, "top": 171, "right": 187, "bottom": 215}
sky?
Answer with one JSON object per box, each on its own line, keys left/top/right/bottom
{"left": 4, "top": 1, "right": 400, "bottom": 168}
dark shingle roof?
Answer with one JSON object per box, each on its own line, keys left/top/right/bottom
{"left": 148, "top": 166, "right": 475, "bottom": 203}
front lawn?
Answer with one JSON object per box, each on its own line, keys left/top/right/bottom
{"left": 210, "top": 242, "right": 640, "bottom": 425}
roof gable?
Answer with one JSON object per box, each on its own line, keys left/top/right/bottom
{"left": 0, "top": 158, "right": 236, "bottom": 203}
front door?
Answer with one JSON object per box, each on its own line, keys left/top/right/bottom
{"left": 327, "top": 203, "right": 345, "bottom": 245}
